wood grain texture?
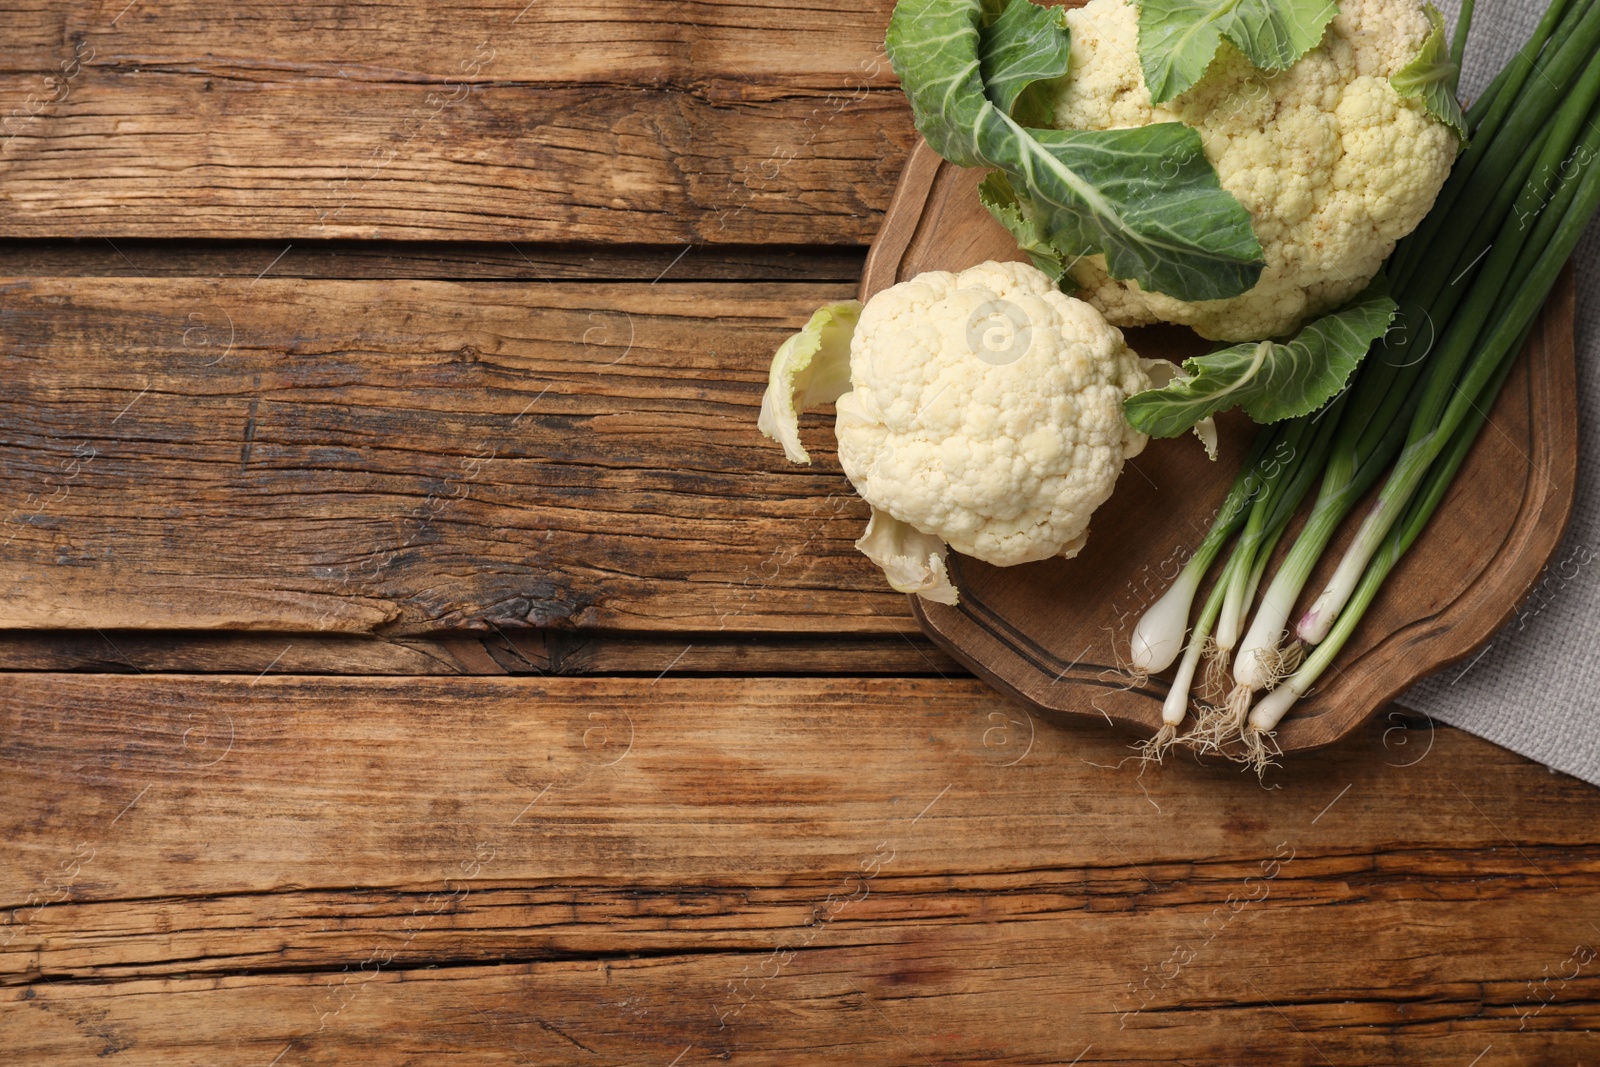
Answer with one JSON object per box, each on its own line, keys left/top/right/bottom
{"left": 2, "top": 675, "right": 1598, "bottom": 1064}
{"left": 0, "top": 630, "right": 490, "bottom": 675}
{"left": 4, "top": 0, "right": 1594, "bottom": 1060}
{"left": 0, "top": 239, "right": 865, "bottom": 282}
{"left": 4, "top": 0, "right": 898, "bottom": 86}
{"left": 485, "top": 629, "right": 965, "bottom": 676}
{"left": 0, "top": 1, "right": 911, "bottom": 242}
{"left": 866, "top": 142, "right": 1582, "bottom": 756}
{"left": 0, "top": 629, "right": 963, "bottom": 676}
{"left": 0, "top": 275, "right": 910, "bottom": 635}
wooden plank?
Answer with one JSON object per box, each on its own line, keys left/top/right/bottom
{"left": 0, "top": 630, "right": 964, "bottom": 675}
{"left": 0, "top": 240, "right": 866, "bottom": 282}
{"left": 3, "top": 1, "right": 897, "bottom": 87}
{"left": 0, "top": 631, "right": 485, "bottom": 675}
{"left": 0, "top": 76, "right": 911, "bottom": 242}
{"left": 500, "top": 629, "right": 965, "bottom": 675}
{"left": 2, "top": 675, "right": 1598, "bottom": 1063}
{"left": 0, "top": 275, "right": 909, "bottom": 635}
{"left": 14, "top": 848, "right": 1600, "bottom": 978}
{"left": 1, "top": 3, "right": 908, "bottom": 241}
{"left": 7, "top": 960, "right": 1600, "bottom": 1066}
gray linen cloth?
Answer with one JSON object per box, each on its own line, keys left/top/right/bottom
{"left": 1402, "top": 0, "right": 1600, "bottom": 783}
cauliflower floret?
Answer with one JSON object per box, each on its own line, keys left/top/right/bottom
{"left": 834, "top": 261, "right": 1150, "bottom": 569}
{"left": 1052, "top": 0, "right": 1457, "bottom": 341}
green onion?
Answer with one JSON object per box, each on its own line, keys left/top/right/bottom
{"left": 1191, "top": 399, "right": 1345, "bottom": 745}
{"left": 1201, "top": 0, "right": 1598, "bottom": 709}
{"left": 1297, "top": 45, "right": 1600, "bottom": 646}
{"left": 1449, "top": 0, "right": 1475, "bottom": 68}
{"left": 1247, "top": 33, "right": 1600, "bottom": 750}
{"left": 1249, "top": 330, "right": 1527, "bottom": 741}
{"left": 1392, "top": 0, "right": 1597, "bottom": 289}
{"left": 1127, "top": 426, "right": 1280, "bottom": 675}
{"left": 1129, "top": 0, "right": 1600, "bottom": 759}
{"left": 1140, "top": 410, "right": 1335, "bottom": 747}
{"left": 1144, "top": 547, "right": 1240, "bottom": 759}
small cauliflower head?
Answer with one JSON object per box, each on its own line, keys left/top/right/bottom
{"left": 1053, "top": 0, "right": 1457, "bottom": 341}
{"left": 835, "top": 261, "right": 1150, "bottom": 573}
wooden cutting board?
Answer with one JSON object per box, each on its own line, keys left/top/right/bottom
{"left": 861, "top": 139, "right": 1581, "bottom": 756}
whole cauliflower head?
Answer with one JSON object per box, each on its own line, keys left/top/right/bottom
{"left": 1053, "top": 0, "right": 1457, "bottom": 341}
{"left": 835, "top": 261, "right": 1150, "bottom": 568}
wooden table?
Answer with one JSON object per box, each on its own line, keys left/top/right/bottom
{"left": 3, "top": 3, "right": 1597, "bottom": 1063}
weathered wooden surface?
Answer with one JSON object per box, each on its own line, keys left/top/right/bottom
{"left": 0, "top": 1, "right": 909, "bottom": 242}
{"left": 0, "top": 629, "right": 962, "bottom": 675}
{"left": 0, "top": 239, "right": 864, "bottom": 282}
{"left": 0, "top": 276, "right": 910, "bottom": 635}
{"left": 5, "top": 0, "right": 1596, "bottom": 1062}
{"left": 485, "top": 629, "right": 964, "bottom": 675}
{"left": 4, "top": 0, "right": 898, "bottom": 85}
{"left": 0, "top": 630, "right": 484, "bottom": 675}
{"left": 3, "top": 675, "right": 1598, "bottom": 1065}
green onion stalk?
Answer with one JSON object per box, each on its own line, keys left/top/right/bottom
{"left": 1392, "top": 0, "right": 1593, "bottom": 288}
{"left": 1128, "top": 0, "right": 1600, "bottom": 754}
{"left": 1127, "top": 426, "right": 1282, "bottom": 677}
{"left": 1130, "top": 421, "right": 1304, "bottom": 754}
{"left": 1296, "top": 42, "right": 1600, "bottom": 647}
{"left": 1133, "top": 408, "right": 1343, "bottom": 754}
{"left": 1247, "top": 338, "right": 1526, "bottom": 767}
{"left": 1449, "top": 0, "right": 1476, "bottom": 67}
{"left": 1220, "top": 0, "right": 1600, "bottom": 729}
{"left": 1249, "top": 80, "right": 1600, "bottom": 752}
{"left": 1142, "top": 547, "right": 1242, "bottom": 759}
{"left": 1193, "top": 394, "right": 1348, "bottom": 745}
